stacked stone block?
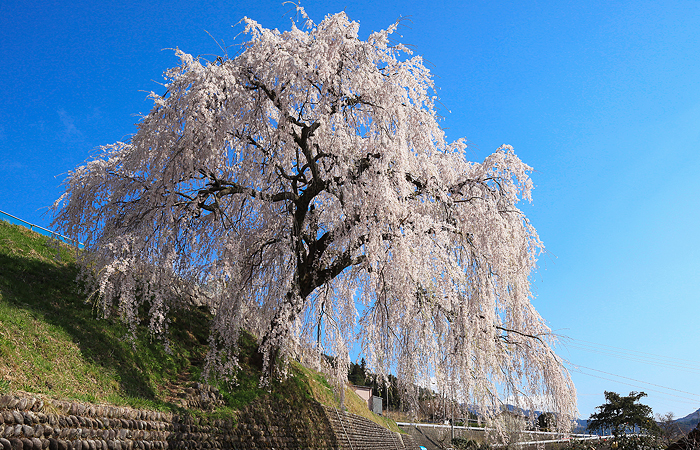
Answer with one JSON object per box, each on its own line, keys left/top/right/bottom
{"left": 0, "top": 394, "right": 176, "bottom": 450}
{"left": 0, "top": 393, "right": 416, "bottom": 450}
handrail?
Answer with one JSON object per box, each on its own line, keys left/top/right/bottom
{"left": 0, "top": 210, "right": 84, "bottom": 249}
{"left": 493, "top": 436, "right": 604, "bottom": 447}
{"left": 397, "top": 422, "right": 607, "bottom": 448}
{"left": 333, "top": 407, "right": 354, "bottom": 450}
{"left": 396, "top": 422, "right": 601, "bottom": 438}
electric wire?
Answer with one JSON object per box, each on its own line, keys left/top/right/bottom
{"left": 563, "top": 343, "right": 700, "bottom": 374}
{"left": 570, "top": 338, "right": 700, "bottom": 366}
{"left": 571, "top": 364, "right": 700, "bottom": 399}
{"left": 567, "top": 367, "right": 700, "bottom": 406}
{"left": 558, "top": 337, "right": 700, "bottom": 411}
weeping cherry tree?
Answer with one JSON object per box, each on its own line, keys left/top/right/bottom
{"left": 53, "top": 9, "right": 576, "bottom": 426}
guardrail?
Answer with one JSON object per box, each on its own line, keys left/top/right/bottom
{"left": 0, "top": 210, "right": 84, "bottom": 249}
{"left": 494, "top": 435, "right": 605, "bottom": 447}
{"left": 397, "top": 422, "right": 607, "bottom": 447}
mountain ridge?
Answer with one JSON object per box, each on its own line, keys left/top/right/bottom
{"left": 674, "top": 408, "right": 700, "bottom": 433}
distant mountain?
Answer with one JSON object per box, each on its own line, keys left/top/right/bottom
{"left": 572, "top": 410, "right": 700, "bottom": 436}
{"left": 674, "top": 408, "right": 700, "bottom": 433}
{"left": 573, "top": 419, "right": 588, "bottom": 434}
{"left": 565, "top": 409, "right": 700, "bottom": 436}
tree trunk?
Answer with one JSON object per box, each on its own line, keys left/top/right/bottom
{"left": 258, "top": 288, "right": 305, "bottom": 379}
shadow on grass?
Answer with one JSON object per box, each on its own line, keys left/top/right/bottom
{"left": 0, "top": 248, "right": 207, "bottom": 406}
{"left": 0, "top": 223, "right": 322, "bottom": 415}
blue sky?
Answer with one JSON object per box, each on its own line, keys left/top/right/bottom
{"left": 2, "top": 0, "right": 700, "bottom": 420}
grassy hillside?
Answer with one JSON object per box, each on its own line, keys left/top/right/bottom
{"left": 0, "top": 220, "right": 397, "bottom": 431}
{"left": 0, "top": 220, "right": 211, "bottom": 409}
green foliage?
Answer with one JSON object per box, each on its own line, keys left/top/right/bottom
{"left": 347, "top": 359, "right": 402, "bottom": 411}
{"left": 210, "top": 330, "right": 268, "bottom": 410}
{"left": 562, "top": 435, "right": 666, "bottom": 450}
{"left": 587, "top": 391, "right": 661, "bottom": 447}
{"left": 348, "top": 358, "right": 368, "bottom": 385}
{"left": 538, "top": 412, "right": 556, "bottom": 431}
{"left": 614, "top": 434, "right": 664, "bottom": 450}
{"left": 452, "top": 437, "right": 489, "bottom": 450}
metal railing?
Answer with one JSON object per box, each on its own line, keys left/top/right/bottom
{"left": 0, "top": 210, "right": 84, "bottom": 249}
{"left": 397, "top": 422, "right": 606, "bottom": 448}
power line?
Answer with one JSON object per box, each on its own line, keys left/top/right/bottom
{"left": 564, "top": 343, "right": 700, "bottom": 374}
{"left": 559, "top": 338, "right": 700, "bottom": 373}
{"left": 567, "top": 366, "right": 700, "bottom": 406}
{"left": 569, "top": 338, "right": 700, "bottom": 365}
{"left": 570, "top": 364, "right": 700, "bottom": 399}
{"left": 563, "top": 340, "right": 700, "bottom": 367}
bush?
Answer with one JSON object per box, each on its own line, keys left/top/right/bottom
{"left": 452, "top": 437, "right": 489, "bottom": 450}
{"left": 563, "top": 435, "right": 663, "bottom": 450}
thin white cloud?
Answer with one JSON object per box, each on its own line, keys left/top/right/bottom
{"left": 0, "top": 160, "right": 26, "bottom": 171}
{"left": 57, "top": 109, "right": 84, "bottom": 142}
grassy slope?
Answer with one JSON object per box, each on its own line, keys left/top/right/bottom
{"left": 0, "top": 220, "right": 205, "bottom": 409}
{"left": 0, "top": 220, "right": 397, "bottom": 431}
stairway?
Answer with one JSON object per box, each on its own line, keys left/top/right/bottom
{"left": 322, "top": 406, "right": 419, "bottom": 450}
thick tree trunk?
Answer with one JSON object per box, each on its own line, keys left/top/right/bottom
{"left": 258, "top": 288, "right": 306, "bottom": 379}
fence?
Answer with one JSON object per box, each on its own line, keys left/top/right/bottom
{"left": 396, "top": 422, "right": 606, "bottom": 448}
{"left": 0, "top": 209, "right": 84, "bottom": 249}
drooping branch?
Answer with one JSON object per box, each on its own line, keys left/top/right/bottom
{"left": 52, "top": 10, "right": 575, "bottom": 426}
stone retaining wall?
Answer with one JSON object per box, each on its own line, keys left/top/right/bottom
{"left": 0, "top": 393, "right": 417, "bottom": 450}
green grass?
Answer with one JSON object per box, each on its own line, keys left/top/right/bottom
{"left": 0, "top": 221, "right": 204, "bottom": 410}
{"left": 0, "top": 219, "right": 402, "bottom": 432}
{"left": 295, "top": 362, "right": 403, "bottom": 433}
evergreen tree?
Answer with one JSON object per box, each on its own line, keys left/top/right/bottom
{"left": 587, "top": 391, "right": 661, "bottom": 438}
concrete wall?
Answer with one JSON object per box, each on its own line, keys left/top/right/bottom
{"left": 0, "top": 392, "right": 417, "bottom": 450}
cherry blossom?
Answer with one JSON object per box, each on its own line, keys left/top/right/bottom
{"left": 53, "top": 9, "right": 576, "bottom": 427}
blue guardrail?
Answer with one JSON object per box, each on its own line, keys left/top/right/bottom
{"left": 0, "top": 210, "right": 84, "bottom": 249}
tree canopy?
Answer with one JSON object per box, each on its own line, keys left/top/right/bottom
{"left": 587, "top": 391, "right": 660, "bottom": 437}
{"left": 53, "top": 8, "right": 576, "bottom": 423}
